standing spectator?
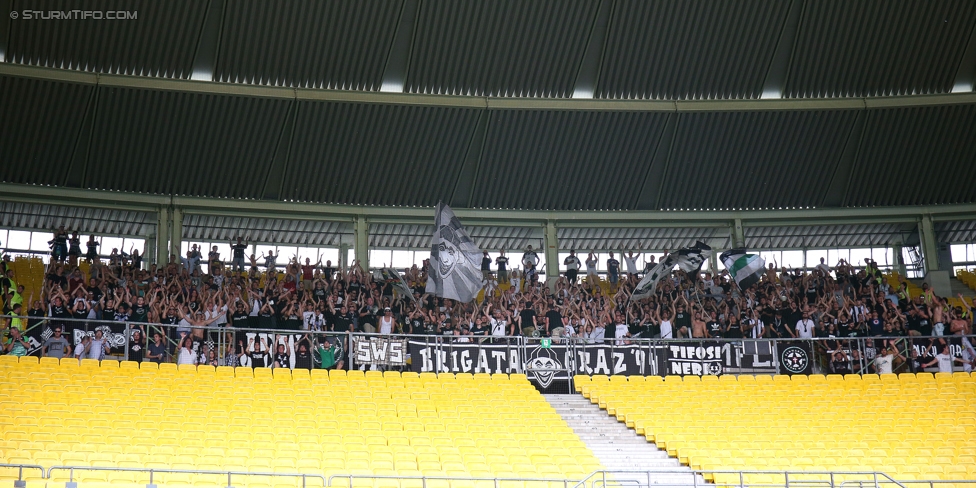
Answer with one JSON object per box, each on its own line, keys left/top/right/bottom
{"left": 922, "top": 344, "right": 960, "bottom": 373}
{"left": 585, "top": 252, "right": 599, "bottom": 283}
{"left": 874, "top": 345, "right": 905, "bottom": 374}
{"left": 4, "top": 327, "right": 30, "bottom": 357}
{"left": 564, "top": 251, "right": 581, "bottom": 285}
{"left": 88, "top": 330, "right": 111, "bottom": 360}
{"left": 481, "top": 251, "right": 493, "bottom": 282}
{"left": 624, "top": 252, "right": 639, "bottom": 278}
{"left": 796, "top": 312, "right": 816, "bottom": 339}
{"left": 147, "top": 332, "right": 167, "bottom": 363}
{"left": 85, "top": 235, "right": 100, "bottom": 264}
{"left": 495, "top": 251, "right": 509, "bottom": 284}
{"left": 231, "top": 238, "right": 248, "bottom": 274}
{"left": 128, "top": 329, "right": 145, "bottom": 362}
{"left": 42, "top": 326, "right": 72, "bottom": 359}
{"left": 176, "top": 336, "right": 196, "bottom": 365}
{"left": 522, "top": 246, "right": 539, "bottom": 286}
{"left": 606, "top": 252, "right": 620, "bottom": 289}
{"left": 68, "top": 231, "right": 82, "bottom": 268}
{"left": 265, "top": 250, "right": 278, "bottom": 275}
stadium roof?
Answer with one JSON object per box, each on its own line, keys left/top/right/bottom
{"left": 1, "top": 0, "right": 975, "bottom": 220}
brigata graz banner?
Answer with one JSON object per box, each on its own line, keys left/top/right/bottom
{"left": 408, "top": 339, "right": 781, "bottom": 387}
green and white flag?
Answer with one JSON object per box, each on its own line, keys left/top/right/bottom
{"left": 720, "top": 249, "right": 765, "bottom": 290}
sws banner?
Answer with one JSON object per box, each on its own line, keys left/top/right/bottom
{"left": 352, "top": 336, "right": 408, "bottom": 366}
{"left": 777, "top": 341, "right": 814, "bottom": 375}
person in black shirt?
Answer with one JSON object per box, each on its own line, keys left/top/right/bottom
{"left": 564, "top": 251, "right": 582, "bottom": 285}
{"left": 672, "top": 297, "right": 692, "bottom": 338}
{"left": 481, "top": 251, "right": 493, "bottom": 282}
{"left": 128, "top": 329, "right": 146, "bottom": 362}
{"left": 294, "top": 340, "right": 313, "bottom": 370}
{"left": 230, "top": 237, "right": 248, "bottom": 273}
{"left": 705, "top": 311, "right": 724, "bottom": 338}
{"left": 544, "top": 306, "right": 563, "bottom": 337}
{"left": 496, "top": 251, "right": 509, "bottom": 283}
{"left": 85, "top": 235, "right": 100, "bottom": 264}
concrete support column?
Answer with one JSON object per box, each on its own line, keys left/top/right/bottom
{"left": 919, "top": 215, "right": 939, "bottom": 274}
{"left": 339, "top": 244, "right": 349, "bottom": 273}
{"left": 544, "top": 221, "right": 559, "bottom": 281}
{"left": 169, "top": 207, "right": 182, "bottom": 262}
{"left": 893, "top": 245, "right": 907, "bottom": 276}
{"left": 732, "top": 219, "right": 745, "bottom": 248}
{"left": 156, "top": 206, "right": 170, "bottom": 266}
{"left": 354, "top": 215, "right": 368, "bottom": 271}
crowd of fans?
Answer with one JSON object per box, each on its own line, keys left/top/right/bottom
{"left": 2, "top": 230, "right": 975, "bottom": 376}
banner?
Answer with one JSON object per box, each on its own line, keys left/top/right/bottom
{"left": 662, "top": 342, "right": 730, "bottom": 376}
{"left": 426, "top": 202, "right": 483, "bottom": 303}
{"left": 352, "top": 336, "right": 408, "bottom": 366}
{"left": 777, "top": 341, "right": 814, "bottom": 375}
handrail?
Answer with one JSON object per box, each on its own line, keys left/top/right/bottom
{"left": 46, "top": 465, "right": 328, "bottom": 488}
{"left": 327, "top": 473, "right": 578, "bottom": 488}
{"left": 571, "top": 469, "right": 929, "bottom": 488}
{"left": 0, "top": 463, "right": 45, "bottom": 481}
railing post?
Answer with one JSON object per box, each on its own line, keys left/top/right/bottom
{"left": 125, "top": 323, "right": 131, "bottom": 361}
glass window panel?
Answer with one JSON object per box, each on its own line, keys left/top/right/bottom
{"left": 7, "top": 230, "right": 30, "bottom": 250}
{"left": 123, "top": 239, "right": 146, "bottom": 254}
{"left": 781, "top": 250, "right": 804, "bottom": 269}
{"left": 317, "top": 248, "right": 339, "bottom": 267}
{"left": 254, "top": 245, "right": 275, "bottom": 263}
{"left": 391, "top": 250, "right": 413, "bottom": 269}
{"left": 871, "top": 248, "right": 893, "bottom": 267}
{"left": 807, "top": 249, "right": 828, "bottom": 269}
{"left": 849, "top": 248, "right": 872, "bottom": 267}
{"left": 275, "top": 246, "right": 298, "bottom": 263}
{"left": 0, "top": 230, "right": 6, "bottom": 249}
{"left": 30, "top": 232, "right": 52, "bottom": 252}
{"left": 369, "top": 250, "right": 392, "bottom": 268}
{"left": 951, "top": 244, "right": 968, "bottom": 262}
{"left": 101, "top": 237, "right": 125, "bottom": 254}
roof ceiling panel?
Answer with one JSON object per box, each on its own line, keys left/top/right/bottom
{"left": 658, "top": 110, "right": 858, "bottom": 210}
{"left": 846, "top": 104, "right": 976, "bottom": 207}
{"left": 744, "top": 223, "right": 919, "bottom": 249}
{"left": 181, "top": 214, "right": 351, "bottom": 246}
{"left": 281, "top": 101, "right": 481, "bottom": 206}
{"left": 369, "top": 224, "right": 543, "bottom": 250}
{"left": 936, "top": 220, "right": 976, "bottom": 244}
{"left": 557, "top": 227, "right": 729, "bottom": 251}
{"left": 5, "top": 0, "right": 206, "bottom": 78}
{"left": 785, "top": 0, "right": 976, "bottom": 98}
{"left": 0, "top": 76, "right": 91, "bottom": 186}
{"left": 406, "top": 0, "right": 599, "bottom": 97}
{"left": 471, "top": 110, "right": 670, "bottom": 210}
{"left": 0, "top": 202, "right": 154, "bottom": 237}
{"left": 596, "top": 0, "right": 790, "bottom": 100}
{"left": 85, "top": 88, "right": 291, "bottom": 198}
{"left": 215, "top": 0, "right": 401, "bottom": 89}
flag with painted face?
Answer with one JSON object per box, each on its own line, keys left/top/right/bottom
{"left": 425, "top": 202, "right": 483, "bottom": 303}
{"left": 720, "top": 249, "right": 766, "bottom": 290}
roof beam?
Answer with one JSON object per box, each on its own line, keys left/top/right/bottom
{"left": 379, "top": 0, "right": 420, "bottom": 93}
{"left": 4, "top": 63, "right": 976, "bottom": 111}
{"left": 189, "top": 0, "right": 226, "bottom": 81}
{"left": 1, "top": 184, "right": 972, "bottom": 228}
{"left": 62, "top": 84, "right": 99, "bottom": 188}
{"left": 821, "top": 111, "right": 865, "bottom": 207}
{"left": 760, "top": 0, "right": 804, "bottom": 99}
{"left": 261, "top": 100, "right": 298, "bottom": 200}
{"left": 0, "top": 0, "right": 10, "bottom": 60}
{"left": 634, "top": 112, "right": 677, "bottom": 210}
{"left": 952, "top": 18, "right": 976, "bottom": 92}
{"left": 571, "top": 0, "right": 615, "bottom": 99}
{"left": 450, "top": 109, "right": 491, "bottom": 208}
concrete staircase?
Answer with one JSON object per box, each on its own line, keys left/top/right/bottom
{"left": 545, "top": 394, "right": 706, "bottom": 488}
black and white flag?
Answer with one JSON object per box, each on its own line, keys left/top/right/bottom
{"left": 426, "top": 202, "right": 483, "bottom": 303}
{"left": 631, "top": 241, "right": 711, "bottom": 302}
{"left": 720, "top": 249, "right": 766, "bottom": 290}
{"left": 373, "top": 267, "right": 418, "bottom": 303}
{"left": 675, "top": 241, "right": 712, "bottom": 274}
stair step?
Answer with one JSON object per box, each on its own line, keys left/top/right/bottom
{"left": 545, "top": 394, "right": 706, "bottom": 487}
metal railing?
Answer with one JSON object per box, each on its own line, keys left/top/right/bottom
{"left": 45, "top": 465, "right": 327, "bottom": 488}
{"left": 5, "top": 315, "right": 972, "bottom": 378}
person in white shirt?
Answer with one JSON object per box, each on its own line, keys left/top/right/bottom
{"left": 488, "top": 306, "right": 509, "bottom": 337}
{"left": 624, "top": 252, "right": 639, "bottom": 277}
{"left": 659, "top": 309, "right": 673, "bottom": 339}
{"left": 874, "top": 345, "right": 905, "bottom": 374}
{"left": 378, "top": 308, "right": 395, "bottom": 334}
{"left": 959, "top": 337, "right": 976, "bottom": 373}
{"left": 922, "top": 345, "right": 960, "bottom": 373}
{"left": 176, "top": 336, "right": 197, "bottom": 365}
{"left": 87, "top": 330, "right": 111, "bottom": 360}
{"left": 585, "top": 253, "right": 599, "bottom": 282}
{"left": 795, "top": 313, "right": 816, "bottom": 339}
{"left": 564, "top": 251, "right": 582, "bottom": 284}
{"left": 815, "top": 257, "right": 831, "bottom": 278}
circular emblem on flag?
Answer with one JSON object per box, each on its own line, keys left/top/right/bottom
{"left": 781, "top": 346, "right": 809, "bottom": 374}
{"left": 707, "top": 362, "right": 723, "bottom": 375}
